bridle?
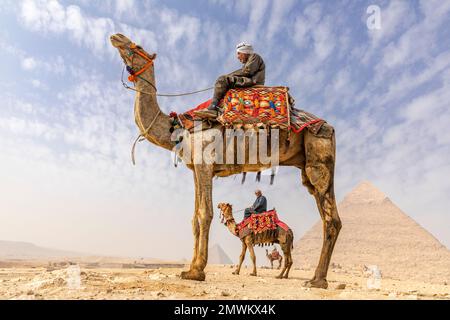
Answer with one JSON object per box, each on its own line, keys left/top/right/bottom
{"left": 219, "top": 204, "right": 235, "bottom": 225}
{"left": 122, "top": 42, "right": 157, "bottom": 92}
{"left": 121, "top": 42, "right": 160, "bottom": 165}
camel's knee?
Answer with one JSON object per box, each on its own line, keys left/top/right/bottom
{"left": 301, "top": 170, "right": 315, "bottom": 195}
{"left": 305, "top": 164, "right": 330, "bottom": 194}
{"left": 198, "top": 209, "right": 213, "bottom": 226}
{"left": 332, "top": 216, "right": 342, "bottom": 233}
{"left": 192, "top": 218, "right": 200, "bottom": 236}
{"left": 325, "top": 216, "right": 342, "bottom": 238}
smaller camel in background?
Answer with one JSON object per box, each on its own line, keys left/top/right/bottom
{"left": 266, "top": 248, "right": 283, "bottom": 269}
{"left": 218, "top": 203, "right": 294, "bottom": 278}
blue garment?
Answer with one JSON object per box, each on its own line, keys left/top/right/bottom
{"left": 244, "top": 195, "right": 267, "bottom": 219}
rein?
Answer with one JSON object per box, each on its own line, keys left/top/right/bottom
{"left": 122, "top": 43, "right": 213, "bottom": 97}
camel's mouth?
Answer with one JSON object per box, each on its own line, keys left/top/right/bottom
{"left": 110, "top": 33, "right": 131, "bottom": 48}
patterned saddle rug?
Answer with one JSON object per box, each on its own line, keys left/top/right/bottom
{"left": 236, "top": 210, "right": 289, "bottom": 239}
{"left": 170, "top": 86, "right": 328, "bottom": 136}
{"left": 218, "top": 86, "right": 292, "bottom": 128}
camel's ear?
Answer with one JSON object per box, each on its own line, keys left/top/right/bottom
{"left": 217, "top": 203, "right": 222, "bottom": 209}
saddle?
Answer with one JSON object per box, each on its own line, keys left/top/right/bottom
{"left": 236, "top": 210, "right": 289, "bottom": 239}
{"left": 170, "top": 86, "right": 331, "bottom": 137}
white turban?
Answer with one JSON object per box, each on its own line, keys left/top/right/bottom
{"left": 236, "top": 42, "right": 254, "bottom": 54}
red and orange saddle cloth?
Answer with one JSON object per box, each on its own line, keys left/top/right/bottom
{"left": 236, "top": 210, "right": 289, "bottom": 239}
{"left": 173, "top": 87, "right": 325, "bottom": 134}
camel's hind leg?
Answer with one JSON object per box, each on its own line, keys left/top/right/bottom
{"left": 302, "top": 132, "right": 341, "bottom": 289}
{"left": 277, "top": 231, "right": 294, "bottom": 279}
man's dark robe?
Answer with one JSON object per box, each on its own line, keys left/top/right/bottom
{"left": 212, "top": 53, "right": 265, "bottom": 104}
{"left": 244, "top": 195, "right": 267, "bottom": 219}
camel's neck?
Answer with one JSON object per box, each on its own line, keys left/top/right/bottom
{"left": 225, "top": 218, "right": 238, "bottom": 237}
{"left": 134, "top": 66, "right": 176, "bottom": 151}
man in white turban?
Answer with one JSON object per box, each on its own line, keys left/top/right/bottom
{"left": 195, "top": 42, "right": 265, "bottom": 118}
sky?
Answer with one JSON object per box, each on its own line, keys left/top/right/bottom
{"left": 0, "top": 0, "right": 449, "bottom": 263}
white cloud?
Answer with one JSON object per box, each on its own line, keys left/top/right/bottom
{"left": 31, "top": 79, "right": 47, "bottom": 89}
{"left": 19, "top": 0, "right": 156, "bottom": 57}
{"left": 21, "top": 56, "right": 37, "bottom": 70}
{"left": 115, "top": 0, "right": 135, "bottom": 17}
{"left": 240, "top": 0, "right": 270, "bottom": 43}
{"left": 266, "top": 0, "right": 295, "bottom": 41}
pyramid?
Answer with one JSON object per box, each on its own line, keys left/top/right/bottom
{"left": 208, "top": 244, "right": 233, "bottom": 264}
{"left": 293, "top": 181, "right": 450, "bottom": 283}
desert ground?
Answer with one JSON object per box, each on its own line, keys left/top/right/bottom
{"left": 0, "top": 262, "right": 449, "bottom": 300}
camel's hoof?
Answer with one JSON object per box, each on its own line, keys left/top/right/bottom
{"left": 180, "top": 270, "right": 205, "bottom": 281}
{"left": 276, "top": 275, "right": 283, "bottom": 279}
{"left": 232, "top": 271, "right": 239, "bottom": 275}
{"left": 250, "top": 273, "right": 257, "bottom": 277}
{"left": 303, "top": 278, "right": 328, "bottom": 289}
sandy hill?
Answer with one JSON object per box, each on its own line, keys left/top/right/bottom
{"left": 0, "top": 240, "right": 179, "bottom": 266}
{"left": 0, "top": 240, "right": 83, "bottom": 260}
{"left": 293, "top": 181, "right": 450, "bottom": 283}
{"left": 209, "top": 244, "right": 233, "bottom": 264}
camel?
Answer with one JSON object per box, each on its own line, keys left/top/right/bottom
{"left": 266, "top": 248, "right": 283, "bottom": 270}
{"left": 217, "top": 203, "right": 293, "bottom": 278}
{"left": 110, "top": 33, "right": 342, "bottom": 289}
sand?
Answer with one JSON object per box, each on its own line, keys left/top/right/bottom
{"left": 0, "top": 263, "right": 449, "bottom": 300}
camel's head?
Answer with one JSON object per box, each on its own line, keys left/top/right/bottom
{"left": 217, "top": 203, "right": 234, "bottom": 224}
{"left": 109, "top": 33, "right": 156, "bottom": 80}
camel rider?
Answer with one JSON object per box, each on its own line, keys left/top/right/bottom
{"left": 194, "top": 42, "right": 265, "bottom": 118}
{"left": 244, "top": 189, "right": 267, "bottom": 219}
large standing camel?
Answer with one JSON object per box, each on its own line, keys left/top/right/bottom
{"left": 217, "top": 203, "right": 293, "bottom": 278}
{"left": 110, "top": 33, "right": 341, "bottom": 289}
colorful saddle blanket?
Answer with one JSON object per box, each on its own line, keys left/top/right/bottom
{"left": 218, "top": 87, "right": 292, "bottom": 128}
{"left": 172, "top": 87, "right": 326, "bottom": 134}
{"left": 236, "top": 210, "right": 289, "bottom": 239}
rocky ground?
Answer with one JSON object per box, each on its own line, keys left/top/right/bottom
{"left": 0, "top": 264, "right": 449, "bottom": 300}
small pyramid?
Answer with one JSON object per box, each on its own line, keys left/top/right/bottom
{"left": 293, "top": 181, "right": 450, "bottom": 283}
{"left": 209, "top": 244, "right": 233, "bottom": 264}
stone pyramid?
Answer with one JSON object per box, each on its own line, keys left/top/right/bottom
{"left": 208, "top": 244, "right": 233, "bottom": 264}
{"left": 293, "top": 181, "right": 450, "bottom": 283}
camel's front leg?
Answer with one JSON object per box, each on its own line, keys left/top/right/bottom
{"left": 181, "top": 172, "right": 200, "bottom": 277}
{"left": 233, "top": 241, "right": 247, "bottom": 275}
{"left": 181, "top": 165, "right": 214, "bottom": 281}
{"left": 246, "top": 239, "right": 257, "bottom": 276}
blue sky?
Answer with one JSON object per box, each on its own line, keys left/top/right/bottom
{"left": 0, "top": 0, "right": 449, "bottom": 262}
